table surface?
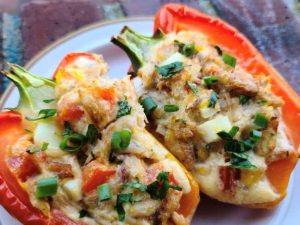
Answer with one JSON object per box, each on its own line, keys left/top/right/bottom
{"left": 0, "top": 0, "right": 300, "bottom": 95}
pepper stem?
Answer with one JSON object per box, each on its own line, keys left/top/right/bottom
{"left": 111, "top": 26, "right": 163, "bottom": 73}
{"left": 1, "top": 63, "right": 55, "bottom": 119}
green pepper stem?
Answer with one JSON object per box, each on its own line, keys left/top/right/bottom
{"left": 111, "top": 26, "right": 163, "bottom": 73}
{"left": 1, "top": 63, "right": 55, "bottom": 119}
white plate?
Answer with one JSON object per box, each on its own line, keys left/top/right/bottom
{"left": 0, "top": 18, "right": 299, "bottom": 225}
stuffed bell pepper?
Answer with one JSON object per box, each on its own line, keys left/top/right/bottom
{"left": 111, "top": 4, "right": 300, "bottom": 208}
{"left": 0, "top": 52, "right": 199, "bottom": 225}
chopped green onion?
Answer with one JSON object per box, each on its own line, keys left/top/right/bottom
{"left": 155, "top": 62, "right": 183, "bottom": 79}
{"left": 98, "top": 183, "right": 112, "bottom": 202}
{"left": 116, "top": 193, "right": 133, "bottom": 221}
{"left": 26, "top": 109, "right": 57, "bottom": 121}
{"left": 204, "top": 76, "right": 218, "bottom": 87}
{"left": 140, "top": 96, "right": 157, "bottom": 115}
{"left": 86, "top": 124, "right": 98, "bottom": 144}
{"left": 208, "top": 91, "right": 219, "bottom": 108}
{"left": 249, "top": 129, "right": 262, "bottom": 142}
{"left": 79, "top": 209, "right": 88, "bottom": 218}
{"left": 253, "top": 113, "right": 269, "bottom": 128}
{"left": 228, "top": 126, "right": 239, "bottom": 137}
{"left": 239, "top": 95, "right": 250, "bottom": 105}
{"left": 164, "top": 104, "right": 179, "bottom": 112}
{"left": 117, "top": 96, "right": 132, "bottom": 118}
{"left": 111, "top": 130, "right": 132, "bottom": 151}
{"left": 123, "top": 182, "right": 147, "bottom": 192}
{"left": 59, "top": 133, "right": 87, "bottom": 152}
{"left": 36, "top": 176, "right": 58, "bottom": 198}
{"left": 242, "top": 139, "right": 255, "bottom": 150}
{"left": 222, "top": 53, "right": 236, "bottom": 68}
{"left": 43, "top": 99, "right": 55, "bottom": 103}
{"left": 187, "top": 81, "right": 199, "bottom": 96}
{"left": 174, "top": 40, "right": 196, "bottom": 58}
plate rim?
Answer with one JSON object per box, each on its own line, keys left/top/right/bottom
{"left": 0, "top": 16, "right": 153, "bottom": 109}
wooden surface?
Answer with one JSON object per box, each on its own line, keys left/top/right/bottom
{"left": 0, "top": 0, "right": 300, "bottom": 94}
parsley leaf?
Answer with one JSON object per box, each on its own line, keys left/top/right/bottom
{"left": 43, "top": 99, "right": 55, "bottom": 103}
{"left": 26, "top": 109, "right": 57, "bottom": 121}
{"left": 217, "top": 127, "right": 257, "bottom": 170}
{"left": 117, "top": 97, "right": 132, "bottom": 118}
{"left": 155, "top": 62, "right": 183, "bottom": 79}
{"left": 147, "top": 171, "right": 182, "bottom": 200}
{"left": 174, "top": 40, "right": 196, "bottom": 58}
{"left": 115, "top": 193, "right": 134, "bottom": 221}
{"left": 86, "top": 124, "right": 98, "bottom": 144}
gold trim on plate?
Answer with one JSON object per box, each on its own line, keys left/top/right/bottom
{"left": 0, "top": 17, "right": 153, "bottom": 109}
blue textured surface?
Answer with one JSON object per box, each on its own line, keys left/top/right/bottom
{"left": 2, "top": 13, "right": 23, "bottom": 90}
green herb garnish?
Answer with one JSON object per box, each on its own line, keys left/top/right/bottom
{"left": 115, "top": 193, "right": 134, "bottom": 221}
{"left": 35, "top": 176, "right": 58, "bottom": 198}
{"left": 117, "top": 96, "right": 132, "bottom": 118}
{"left": 59, "top": 133, "right": 87, "bottom": 153}
{"left": 86, "top": 124, "right": 98, "bottom": 144}
{"left": 79, "top": 209, "right": 88, "bottom": 218}
{"left": 164, "top": 104, "right": 179, "bottom": 112}
{"left": 27, "top": 142, "right": 48, "bottom": 154}
{"left": 111, "top": 130, "right": 132, "bottom": 151}
{"left": 174, "top": 40, "right": 196, "bottom": 58}
{"left": 26, "top": 109, "right": 57, "bottom": 121}
{"left": 239, "top": 95, "right": 250, "bottom": 105}
{"left": 140, "top": 96, "right": 157, "bottom": 115}
{"left": 123, "top": 182, "right": 147, "bottom": 192}
{"left": 155, "top": 62, "right": 183, "bottom": 79}
{"left": 217, "top": 127, "right": 257, "bottom": 170}
{"left": 204, "top": 76, "right": 218, "bottom": 87}
{"left": 208, "top": 91, "right": 219, "bottom": 108}
{"left": 253, "top": 113, "right": 269, "bottom": 128}
{"left": 43, "top": 99, "right": 55, "bottom": 103}
{"left": 147, "top": 171, "right": 182, "bottom": 200}
{"left": 98, "top": 183, "right": 112, "bottom": 202}
{"left": 187, "top": 81, "right": 199, "bottom": 96}
{"left": 222, "top": 53, "right": 236, "bottom": 68}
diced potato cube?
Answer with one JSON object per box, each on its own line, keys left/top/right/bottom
{"left": 197, "top": 115, "right": 232, "bottom": 143}
{"left": 34, "top": 120, "right": 66, "bottom": 157}
{"left": 63, "top": 179, "right": 82, "bottom": 201}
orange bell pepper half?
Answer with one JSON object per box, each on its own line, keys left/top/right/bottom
{"left": 154, "top": 3, "right": 300, "bottom": 151}
{"left": 0, "top": 111, "right": 48, "bottom": 225}
{"left": 154, "top": 3, "right": 299, "bottom": 203}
